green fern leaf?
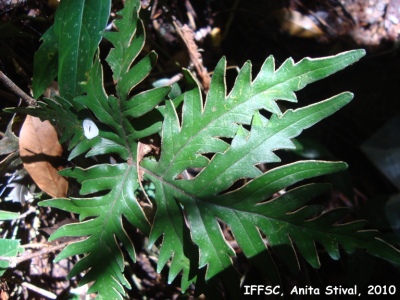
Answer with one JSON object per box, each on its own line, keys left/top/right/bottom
{"left": 37, "top": 1, "right": 168, "bottom": 297}
{"left": 140, "top": 50, "right": 400, "bottom": 288}
{"left": 139, "top": 51, "right": 359, "bottom": 284}
{"left": 145, "top": 51, "right": 365, "bottom": 182}
{"left": 42, "top": 164, "right": 149, "bottom": 298}
{"left": 102, "top": 0, "right": 152, "bottom": 101}
{"left": 24, "top": 1, "right": 399, "bottom": 298}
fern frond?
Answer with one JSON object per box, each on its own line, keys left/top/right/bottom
{"left": 38, "top": 1, "right": 168, "bottom": 297}
{"left": 141, "top": 49, "right": 400, "bottom": 289}
{"left": 41, "top": 164, "right": 149, "bottom": 298}
{"left": 21, "top": 0, "right": 399, "bottom": 299}
{"left": 146, "top": 51, "right": 364, "bottom": 181}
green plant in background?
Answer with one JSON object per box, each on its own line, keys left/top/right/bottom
{"left": 0, "top": 212, "right": 23, "bottom": 277}
{"left": 4, "top": 0, "right": 400, "bottom": 298}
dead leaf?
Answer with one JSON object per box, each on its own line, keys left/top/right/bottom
{"left": 173, "top": 22, "right": 211, "bottom": 91}
{"left": 136, "top": 135, "right": 160, "bottom": 183}
{"left": 19, "top": 115, "right": 68, "bottom": 198}
{"left": 136, "top": 135, "right": 160, "bottom": 220}
{"left": 137, "top": 142, "right": 154, "bottom": 183}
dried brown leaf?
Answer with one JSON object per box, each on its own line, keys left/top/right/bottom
{"left": 174, "top": 22, "right": 211, "bottom": 91}
{"left": 136, "top": 135, "right": 161, "bottom": 182}
{"left": 136, "top": 136, "right": 160, "bottom": 220}
{"left": 19, "top": 116, "right": 68, "bottom": 198}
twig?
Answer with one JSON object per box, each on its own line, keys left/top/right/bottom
{"left": 21, "top": 282, "right": 57, "bottom": 299}
{"left": 185, "top": 0, "right": 197, "bottom": 29}
{"left": 0, "top": 237, "right": 85, "bottom": 268}
{"left": 13, "top": 206, "right": 37, "bottom": 221}
{"left": 164, "top": 73, "right": 183, "bottom": 86}
{"left": 0, "top": 71, "right": 36, "bottom": 106}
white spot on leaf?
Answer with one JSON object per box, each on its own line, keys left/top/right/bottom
{"left": 83, "top": 118, "right": 99, "bottom": 139}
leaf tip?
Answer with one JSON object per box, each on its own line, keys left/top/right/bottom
{"left": 354, "top": 48, "right": 366, "bottom": 59}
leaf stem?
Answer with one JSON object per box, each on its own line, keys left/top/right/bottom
{"left": 0, "top": 71, "right": 37, "bottom": 106}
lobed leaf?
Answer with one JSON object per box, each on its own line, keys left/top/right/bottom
{"left": 147, "top": 181, "right": 199, "bottom": 290}
{"left": 139, "top": 48, "right": 398, "bottom": 289}
{"left": 17, "top": 0, "right": 400, "bottom": 298}
{"left": 181, "top": 92, "right": 353, "bottom": 196}
{"left": 101, "top": 0, "right": 144, "bottom": 100}
{"left": 148, "top": 51, "right": 365, "bottom": 181}
{"left": 35, "top": 1, "right": 168, "bottom": 297}
{"left": 39, "top": 163, "right": 150, "bottom": 298}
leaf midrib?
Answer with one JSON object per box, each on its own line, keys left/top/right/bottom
{"left": 98, "top": 164, "right": 131, "bottom": 251}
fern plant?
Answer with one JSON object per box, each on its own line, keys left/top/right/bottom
{"left": 7, "top": 0, "right": 400, "bottom": 298}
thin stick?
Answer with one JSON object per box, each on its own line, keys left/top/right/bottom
{"left": 0, "top": 71, "right": 36, "bottom": 106}
{"left": 21, "top": 282, "right": 57, "bottom": 299}
{"left": 0, "top": 237, "right": 85, "bottom": 268}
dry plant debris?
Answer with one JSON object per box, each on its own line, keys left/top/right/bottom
{"left": 19, "top": 116, "right": 68, "bottom": 198}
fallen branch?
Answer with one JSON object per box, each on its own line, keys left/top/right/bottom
{"left": 0, "top": 71, "right": 37, "bottom": 106}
